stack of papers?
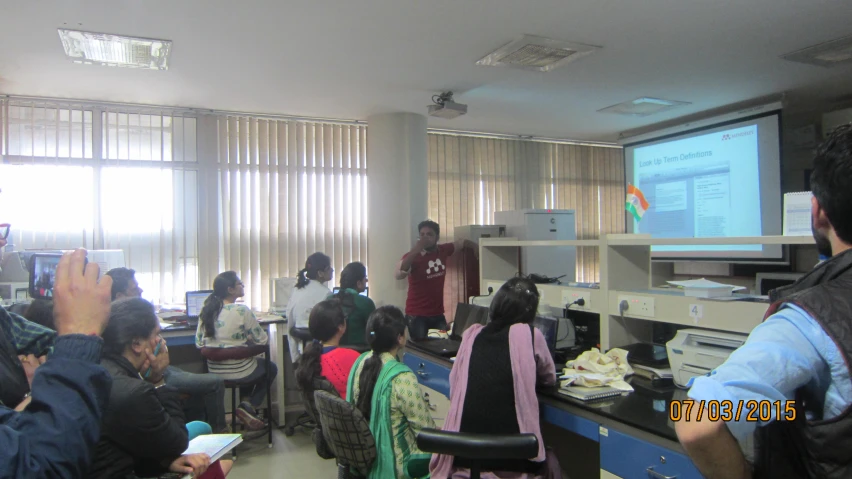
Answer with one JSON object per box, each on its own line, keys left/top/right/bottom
{"left": 180, "top": 434, "right": 243, "bottom": 477}
{"left": 667, "top": 278, "right": 746, "bottom": 298}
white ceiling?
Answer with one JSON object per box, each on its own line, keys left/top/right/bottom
{"left": 1, "top": 0, "right": 851, "bottom": 142}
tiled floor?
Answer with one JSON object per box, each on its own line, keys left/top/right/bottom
{"left": 227, "top": 428, "right": 338, "bottom": 478}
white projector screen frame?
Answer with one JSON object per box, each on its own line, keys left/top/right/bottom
{"left": 623, "top": 107, "right": 785, "bottom": 263}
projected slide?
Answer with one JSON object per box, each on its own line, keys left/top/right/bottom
{"left": 633, "top": 125, "right": 763, "bottom": 249}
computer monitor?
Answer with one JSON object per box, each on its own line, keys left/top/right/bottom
{"left": 452, "top": 303, "right": 489, "bottom": 337}
{"left": 331, "top": 287, "right": 369, "bottom": 297}
{"left": 185, "top": 290, "right": 213, "bottom": 319}
{"left": 533, "top": 316, "right": 558, "bottom": 353}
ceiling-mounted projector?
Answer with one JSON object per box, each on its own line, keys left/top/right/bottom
{"left": 428, "top": 91, "right": 468, "bottom": 119}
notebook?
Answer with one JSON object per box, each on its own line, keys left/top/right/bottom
{"left": 181, "top": 433, "right": 243, "bottom": 466}
{"left": 558, "top": 385, "right": 624, "bottom": 402}
{"left": 783, "top": 191, "right": 813, "bottom": 236}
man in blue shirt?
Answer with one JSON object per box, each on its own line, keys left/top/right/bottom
{"left": 0, "top": 246, "right": 114, "bottom": 478}
{"left": 676, "top": 124, "right": 852, "bottom": 478}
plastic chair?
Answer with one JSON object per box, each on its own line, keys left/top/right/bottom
{"left": 200, "top": 344, "right": 273, "bottom": 458}
{"left": 314, "top": 390, "right": 376, "bottom": 479}
{"left": 416, "top": 428, "right": 539, "bottom": 479}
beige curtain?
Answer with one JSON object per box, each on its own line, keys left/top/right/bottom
{"left": 427, "top": 133, "right": 625, "bottom": 318}
{"left": 203, "top": 116, "right": 368, "bottom": 311}
{"left": 0, "top": 98, "right": 198, "bottom": 307}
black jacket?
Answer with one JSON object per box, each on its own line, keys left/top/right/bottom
{"left": 89, "top": 355, "right": 189, "bottom": 479}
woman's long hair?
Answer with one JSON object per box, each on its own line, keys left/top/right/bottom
{"left": 200, "top": 271, "right": 239, "bottom": 338}
{"left": 488, "top": 277, "right": 540, "bottom": 329}
{"left": 102, "top": 298, "right": 159, "bottom": 357}
{"left": 295, "top": 299, "right": 346, "bottom": 392}
{"left": 355, "top": 306, "right": 407, "bottom": 420}
{"left": 335, "top": 261, "right": 366, "bottom": 314}
{"left": 296, "top": 252, "right": 331, "bottom": 289}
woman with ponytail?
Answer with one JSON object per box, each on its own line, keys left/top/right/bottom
{"left": 329, "top": 261, "right": 375, "bottom": 347}
{"left": 195, "top": 271, "right": 277, "bottom": 430}
{"left": 346, "top": 306, "right": 435, "bottom": 479}
{"left": 430, "top": 277, "right": 559, "bottom": 479}
{"left": 295, "top": 299, "right": 361, "bottom": 399}
{"left": 286, "top": 252, "right": 333, "bottom": 361}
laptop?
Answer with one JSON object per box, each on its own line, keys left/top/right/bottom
{"left": 532, "top": 315, "right": 558, "bottom": 355}
{"left": 185, "top": 290, "right": 213, "bottom": 324}
{"left": 331, "top": 287, "right": 369, "bottom": 297}
{"left": 414, "top": 303, "right": 489, "bottom": 358}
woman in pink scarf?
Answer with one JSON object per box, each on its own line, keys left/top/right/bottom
{"left": 430, "top": 277, "right": 559, "bottom": 479}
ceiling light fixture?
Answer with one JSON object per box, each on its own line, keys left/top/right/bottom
{"left": 476, "top": 34, "right": 600, "bottom": 72}
{"left": 57, "top": 29, "right": 172, "bottom": 70}
{"left": 781, "top": 34, "right": 852, "bottom": 68}
{"left": 598, "top": 97, "right": 691, "bottom": 117}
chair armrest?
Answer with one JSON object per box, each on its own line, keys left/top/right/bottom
{"left": 416, "top": 428, "right": 538, "bottom": 460}
{"left": 200, "top": 344, "right": 268, "bottom": 361}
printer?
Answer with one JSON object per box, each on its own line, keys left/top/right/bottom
{"left": 666, "top": 328, "right": 748, "bottom": 388}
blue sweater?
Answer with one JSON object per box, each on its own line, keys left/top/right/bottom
{"left": 0, "top": 312, "right": 112, "bottom": 479}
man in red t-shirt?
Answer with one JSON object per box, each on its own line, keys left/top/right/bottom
{"left": 396, "top": 220, "right": 465, "bottom": 341}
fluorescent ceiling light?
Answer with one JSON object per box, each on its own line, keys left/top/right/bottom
{"left": 598, "top": 97, "right": 691, "bottom": 117}
{"left": 58, "top": 29, "right": 172, "bottom": 70}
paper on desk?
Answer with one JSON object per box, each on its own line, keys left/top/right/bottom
{"left": 667, "top": 278, "right": 746, "bottom": 291}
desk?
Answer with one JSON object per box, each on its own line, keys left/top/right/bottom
{"left": 403, "top": 344, "right": 704, "bottom": 479}
{"left": 159, "top": 316, "right": 297, "bottom": 427}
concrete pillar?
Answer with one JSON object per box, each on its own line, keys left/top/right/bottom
{"left": 367, "top": 112, "right": 428, "bottom": 308}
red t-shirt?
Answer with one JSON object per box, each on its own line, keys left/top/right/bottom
{"left": 320, "top": 347, "right": 361, "bottom": 400}
{"left": 402, "top": 243, "right": 455, "bottom": 316}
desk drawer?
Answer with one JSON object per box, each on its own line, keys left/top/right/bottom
{"left": 402, "top": 352, "right": 451, "bottom": 397}
{"left": 600, "top": 428, "right": 702, "bottom": 479}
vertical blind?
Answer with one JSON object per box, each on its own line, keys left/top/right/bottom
{"left": 427, "top": 133, "right": 625, "bottom": 318}
{"left": 204, "top": 116, "right": 368, "bottom": 310}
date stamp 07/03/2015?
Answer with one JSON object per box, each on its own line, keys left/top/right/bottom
{"left": 669, "top": 399, "right": 797, "bottom": 422}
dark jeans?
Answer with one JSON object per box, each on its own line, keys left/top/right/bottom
{"left": 406, "top": 314, "right": 448, "bottom": 342}
{"left": 238, "top": 359, "right": 279, "bottom": 408}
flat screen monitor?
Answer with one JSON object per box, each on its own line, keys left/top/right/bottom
{"left": 29, "top": 253, "right": 62, "bottom": 299}
{"left": 186, "top": 290, "right": 213, "bottom": 318}
{"left": 624, "top": 109, "right": 783, "bottom": 262}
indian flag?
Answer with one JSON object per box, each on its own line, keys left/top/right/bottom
{"left": 626, "top": 184, "right": 650, "bottom": 222}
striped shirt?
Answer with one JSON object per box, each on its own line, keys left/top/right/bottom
{"left": 195, "top": 304, "right": 268, "bottom": 380}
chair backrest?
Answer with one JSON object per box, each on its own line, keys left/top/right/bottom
{"left": 200, "top": 344, "right": 268, "bottom": 361}
{"left": 416, "top": 428, "right": 539, "bottom": 460}
{"left": 290, "top": 327, "right": 314, "bottom": 343}
{"left": 303, "top": 377, "right": 339, "bottom": 460}
{"left": 314, "top": 390, "right": 376, "bottom": 475}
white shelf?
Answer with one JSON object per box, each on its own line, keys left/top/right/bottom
{"left": 606, "top": 235, "right": 814, "bottom": 246}
{"left": 481, "top": 239, "right": 601, "bottom": 247}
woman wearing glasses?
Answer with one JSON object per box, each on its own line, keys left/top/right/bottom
{"left": 196, "top": 271, "right": 276, "bottom": 430}
{"left": 286, "top": 252, "right": 334, "bottom": 361}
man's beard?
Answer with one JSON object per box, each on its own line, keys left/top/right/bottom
{"left": 812, "top": 225, "right": 833, "bottom": 258}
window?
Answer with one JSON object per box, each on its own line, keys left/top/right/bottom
{"left": 0, "top": 99, "right": 199, "bottom": 306}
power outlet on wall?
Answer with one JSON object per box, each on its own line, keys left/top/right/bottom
{"left": 562, "top": 290, "right": 591, "bottom": 311}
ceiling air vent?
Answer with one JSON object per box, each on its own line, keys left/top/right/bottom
{"left": 782, "top": 34, "right": 852, "bottom": 68}
{"left": 476, "top": 34, "right": 600, "bottom": 72}
{"left": 598, "top": 97, "right": 691, "bottom": 117}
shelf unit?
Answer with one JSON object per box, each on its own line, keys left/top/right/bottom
{"left": 480, "top": 234, "right": 815, "bottom": 350}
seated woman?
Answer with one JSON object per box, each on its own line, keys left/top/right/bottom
{"left": 196, "top": 271, "right": 277, "bottom": 430}
{"left": 91, "top": 297, "right": 231, "bottom": 479}
{"left": 430, "top": 277, "right": 558, "bottom": 479}
{"left": 329, "top": 261, "right": 375, "bottom": 348}
{"left": 296, "top": 299, "right": 361, "bottom": 400}
{"left": 286, "top": 252, "right": 333, "bottom": 361}
{"left": 347, "top": 306, "right": 436, "bottom": 479}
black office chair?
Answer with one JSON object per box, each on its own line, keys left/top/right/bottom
{"left": 200, "top": 344, "right": 273, "bottom": 458}
{"left": 288, "top": 327, "right": 318, "bottom": 436}
{"left": 416, "top": 429, "right": 539, "bottom": 479}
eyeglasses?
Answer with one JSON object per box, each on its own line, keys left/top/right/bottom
{"left": 0, "top": 224, "right": 9, "bottom": 240}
